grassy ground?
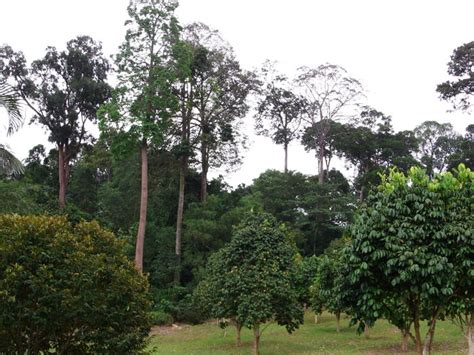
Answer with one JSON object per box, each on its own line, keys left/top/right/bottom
{"left": 147, "top": 312, "right": 467, "bottom": 354}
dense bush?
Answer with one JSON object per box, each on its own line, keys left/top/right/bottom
{"left": 150, "top": 311, "right": 174, "bottom": 326}
{"left": 0, "top": 215, "right": 152, "bottom": 354}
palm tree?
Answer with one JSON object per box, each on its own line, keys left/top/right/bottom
{"left": 0, "top": 79, "right": 24, "bottom": 175}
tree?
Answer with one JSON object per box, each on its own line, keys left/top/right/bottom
{"left": 0, "top": 37, "right": 111, "bottom": 209}
{"left": 100, "top": 0, "right": 180, "bottom": 272}
{"left": 183, "top": 22, "right": 253, "bottom": 202}
{"left": 296, "top": 64, "right": 364, "bottom": 183}
{"left": 0, "top": 215, "right": 151, "bottom": 354}
{"left": 344, "top": 165, "right": 473, "bottom": 354}
{"left": 196, "top": 213, "right": 304, "bottom": 355}
{"left": 255, "top": 61, "right": 305, "bottom": 173}
{"left": 436, "top": 41, "right": 474, "bottom": 111}
{"left": 414, "top": 120, "right": 459, "bottom": 177}
{"left": 0, "top": 79, "right": 23, "bottom": 175}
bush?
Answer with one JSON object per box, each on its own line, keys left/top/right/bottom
{"left": 0, "top": 215, "right": 152, "bottom": 354}
{"left": 150, "top": 311, "right": 174, "bottom": 326}
{"left": 175, "top": 294, "right": 207, "bottom": 325}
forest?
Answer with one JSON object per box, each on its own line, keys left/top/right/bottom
{"left": 0, "top": 1, "right": 472, "bottom": 354}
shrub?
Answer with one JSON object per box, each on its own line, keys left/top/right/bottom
{"left": 0, "top": 215, "right": 152, "bottom": 354}
{"left": 150, "top": 311, "right": 174, "bottom": 326}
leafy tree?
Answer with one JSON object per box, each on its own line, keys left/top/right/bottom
{"left": 344, "top": 165, "right": 473, "bottom": 354}
{"left": 255, "top": 61, "right": 305, "bottom": 173}
{"left": 0, "top": 79, "right": 23, "bottom": 175}
{"left": 436, "top": 41, "right": 474, "bottom": 111}
{"left": 196, "top": 213, "right": 304, "bottom": 355}
{"left": 100, "top": 0, "right": 180, "bottom": 272}
{"left": 313, "top": 239, "right": 350, "bottom": 332}
{"left": 414, "top": 120, "right": 459, "bottom": 177}
{"left": 0, "top": 37, "right": 111, "bottom": 208}
{"left": 296, "top": 64, "right": 364, "bottom": 183}
{"left": 183, "top": 22, "right": 253, "bottom": 202}
{"left": 0, "top": 215, "right": 152, "bottom": 354}
{"left": 446, "top": 124, "right": 474, "bottom": 171}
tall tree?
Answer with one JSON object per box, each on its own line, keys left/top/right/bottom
{"left": 0, "top": 37, "right": 111, "bottom": 208}
{"left": 436, "top": 41, "right": 474, "bottom": 111}
{"left": 101, "top": 0, "right": 180, "bottom": 272}
{"left": 255, "top": 61, "right": 306, "bottom": 173}
{"left": 183, "top": 22, "right": 253, "bottom": 202}
{"left": 296, "top": 64, "right": 363, "bottom": 183}
{"left": 414, "top": 120, "right": 458, "bottom": 177}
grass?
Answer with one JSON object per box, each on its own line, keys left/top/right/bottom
{"left": 147, "top": 312, "right": 467, "bottom": 354}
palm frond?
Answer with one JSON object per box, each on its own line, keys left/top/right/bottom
{"left": 0, "top": 144, "right": 24, "bottom": 176}
{"left": 0, "top": 79, "right": 23, "bottom": 135}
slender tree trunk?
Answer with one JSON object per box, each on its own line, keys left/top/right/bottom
{"left": 318, "top": 149, "right": 324, "bottom": 183}
{"left": 174, "top": 155, "right": 187, "bottom": 284}
{"left": 236, "top": 323, "right": 242, "bottom": 347}
{"left": 200, "top": 144, "right": 208, "bottom": 202}
{"left": 314, "top": 314, "right": 319, "bottom": 324}
{"left": 135, "top": 142, "right": 148, "bottom": 272}
{"left": 336, "top": 312, "right": 341, "bottom": 333}
{"left": 364, "top": 323, "right": 370, "bottom": 339}
{"left": 284, "top": 142, "right": 288, "bottom": 173}
{"left": 401, "top": 329, "right": 410, "bottom": 352}
{"left": 253, "top": 324, "right": 260, "bottom": 355}
{"left": 58, "top": 145, "right": 67, "bottom": 209}
{"left": 468, "top": 311, "right": 474, "bottom": 355}
{"left": 414, "top": 317, "right": 422, "bottom": 355}
{"left": 422, "top": 316, "right": 438, "bottom": 355}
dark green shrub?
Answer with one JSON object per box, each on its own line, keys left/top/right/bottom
{"left": 150, "top": 311, "right": 174, "bottom": 326}
{"left": 0, "top": 215, "right": 152, "bottom": 354}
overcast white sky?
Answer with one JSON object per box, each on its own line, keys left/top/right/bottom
{"left": 1, "top": 0, "right": 472, "bottom": 186}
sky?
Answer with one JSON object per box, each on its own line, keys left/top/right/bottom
{"left": 1, "top": 0, "right": 472, "bottom": 186}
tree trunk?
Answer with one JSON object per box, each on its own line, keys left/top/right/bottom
{"left": 314, "top": 314, "right": 319, "bottom": 324}
{"left": 318, "top": 148, "right": 324, "bottom": 183}
{"left": 58, "top": 145, "right": 67, "bottom": 209}
{"left": 253, "top": 324, "right": 260, "bottom": 355}
{"left": 414, "top": 318, "right": 422, "bottom": 355}
{"left": 336, "top": 312, "right": 341, "bottom": 332}
{"left": 174, "top": 155, "right": 187, "bottom": 284}
{"left": 468, "top": 311, "right": 474, "bottom": 355}
{"left": 236, "top": 323, "right": 242, "bottom": 347}
{"left": 422, "top": 317, "right": 437, "bottom": 355}
{"left": 364, "top": 323, "right": 370, "bottom": 339}
{"left": 200, "top": 145, "right": 208, "bottom": 202}
{"left": 284, "top": 142, "right": 288, "bottom": 173}
{"left": 401, "top": 329, "right": 410, "bottom": 352}
{"left": 135, "top": 143, "right": 148, "bottom": 272}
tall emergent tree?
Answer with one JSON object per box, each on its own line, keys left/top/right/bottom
{"left": 255, "top": 61, "right": 306, "bottom": 173}
{"left": 0, "top": 37, "right": 111, "bottom": 209}
{"left": 437, "top": 41, "right": 473, "bottom": 111}
{"left": 196, "top": 213, "right": 304, "bottom": 355}
{"left": 100, "top": 0, "right": 180, "bottom": 272}
{"left": 296, "top": 63, "right": 363, "bottom": 183}
{"left": 183, "top": 22, "right": 253, "bottom": 202}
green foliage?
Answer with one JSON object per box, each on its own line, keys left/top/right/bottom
{"left": 0, "top": 215, "right": 152, "bottom": 354}
{"left": 196, "top": 212, "right": 304, "bottom": 334}
{"left": 436, "top": 41, "right": 474, "bottom": 111}
{"left": 343, "top": 164, "right": 473, "bottom": 350}
{"left": 150, "top": 310, "right": 174, "bottom": 326}
{"left": 294, "top": 255, "right": 319, "bottom": 307}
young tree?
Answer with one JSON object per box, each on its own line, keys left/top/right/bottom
{"left": 0, "top": 215, "right": 151, "bottom": 354}
{"left": 196, "top": 213, "right": 304, "bottom": 355}
{"left": 296, "top": 64, "right": 364, "bottom": 183}
{"left": 344, "top": 165, "right": 473, "bottom": 354}
{"left": 436, "top": 41, "right": 474, "bottom": 111}
{"left": 255, "top": 61, "right": 306, "bottom": 173}
{"left": 0, "top": 37, "right": 111, "bottom": 209}
{"left": 100, "top": 0, "right": 180, "bottom": 272}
